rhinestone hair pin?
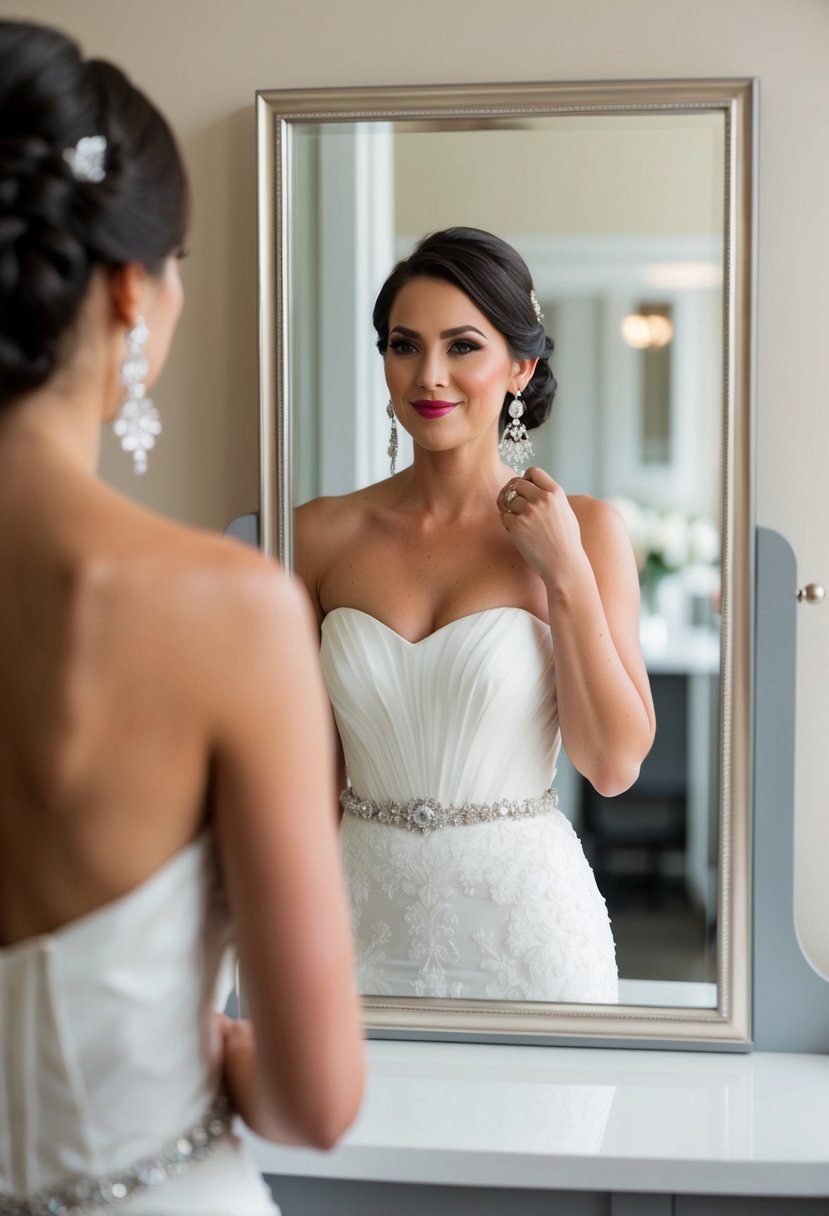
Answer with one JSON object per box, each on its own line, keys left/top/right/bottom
{"left": 63, "top": 134, "right": 107, "bottom": 183}
{"left": 530, "top": 289, "right": 544, "bottom": 323}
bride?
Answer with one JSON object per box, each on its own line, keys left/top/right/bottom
{"left": 296, "top": 227, "right": 656, "bottom": 1004}
{"left": 0, "top": 20, "right": 362, "bottom": 1214}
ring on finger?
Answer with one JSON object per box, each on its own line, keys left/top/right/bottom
{"left": 504, "top": 486, "right": 518, "bottom": 506}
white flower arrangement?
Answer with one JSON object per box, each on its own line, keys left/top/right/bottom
{"left": 609, "top": 498, "right": 721, "bottom": 584}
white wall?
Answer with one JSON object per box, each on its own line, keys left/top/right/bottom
{"left": 12, "top": 0, "right": 829, "bottom": 974}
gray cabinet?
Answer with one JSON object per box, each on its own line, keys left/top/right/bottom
{"left": 266, "top": 1178, "right": 829, "bottom": 1215}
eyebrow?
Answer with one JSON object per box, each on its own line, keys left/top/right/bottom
{"left": 389, "top": 324, "right": 487, "bottom": 339}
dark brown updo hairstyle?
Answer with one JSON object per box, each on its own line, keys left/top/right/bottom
{"left": 373, "top": 227, "right": 556, "bottom": 435}
{"left": 0, "top": 20, "right": 189, "bottom": 409}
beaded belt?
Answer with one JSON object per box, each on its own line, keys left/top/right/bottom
{"left": 0, "top": 1095, "right": 233, "bottom": 1215}
{"left": 340, "top": 787, "right": 559, "bottom": 836}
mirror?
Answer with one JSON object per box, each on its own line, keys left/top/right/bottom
{"left": 257, "top": 80, "right": 755, "bottom": 1046}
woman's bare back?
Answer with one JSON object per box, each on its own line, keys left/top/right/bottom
{"left": 0, "top": 438, "right": 275, "bottom": 945}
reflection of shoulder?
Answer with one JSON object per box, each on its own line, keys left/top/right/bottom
{"left": 295, "top": 487, "right": 376, "bottom": 551}
{"left": 569, "top": 493, "right": 618, "bottom": 526}
{"left": 294, "top": 489, "right": 379, "bottom": 615}
{"left": 568, "top": 494, "right": 628, "bottom": 555}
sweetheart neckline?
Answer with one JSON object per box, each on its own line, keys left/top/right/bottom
{"left": 0, "top": 831, "right": 210, "bottom": 958}
{"left": 321, "top": 604, "right": 550, "bottom": 647}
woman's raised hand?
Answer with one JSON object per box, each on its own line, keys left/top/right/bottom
{"left": 498, "top": 467, "right": 585, "bottom": 585}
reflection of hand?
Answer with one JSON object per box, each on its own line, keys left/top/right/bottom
{"left": 498, "top": 467, "right": 584, "bottom": 585}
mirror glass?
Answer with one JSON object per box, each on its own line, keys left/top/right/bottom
{"left": 258, "top": 83, "right": 753, "bottom": 1045}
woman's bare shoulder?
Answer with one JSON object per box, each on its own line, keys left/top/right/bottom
{"left": 293, "top": 490, "right": 383, "bottom": 620}
{"left": 294, "top": 486, "right": 386, "bottom": 581}
{"left": 567, "top": 494, "right": 637, "bottom": 579}
{"left": 295, "top": 485, "right": 381, "bottom": 545}
{"left": 80, "top": 499, "right": 304, "bottom": 655}
{"left": 569, "top": 493, "right": 626, "bottom": 535}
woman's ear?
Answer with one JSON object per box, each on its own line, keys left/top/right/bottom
{"left": 513, "top": 357, "right": 539, "bottom": 392}
{"left": 107, "top": 262, "right": 151, "bottom": 328}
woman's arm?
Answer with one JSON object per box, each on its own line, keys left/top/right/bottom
{"left": 210, "top": 565, "right": 363, "bottom": 1146}
{"left": 294, "top": 499, "right": 348, "bottom": 818}
{"left": 500, "top": 470, "right": 655, "bottom": 796}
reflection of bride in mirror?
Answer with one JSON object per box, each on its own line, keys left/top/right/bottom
{"left": 296, "top": 228, "right": 655, "bottom": 1002}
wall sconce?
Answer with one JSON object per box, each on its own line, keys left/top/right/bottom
{"left": 621, "top": 312, "right": 675, "bottom": 349}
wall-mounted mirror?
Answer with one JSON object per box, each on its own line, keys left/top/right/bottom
{"left": 257, "top": 80, "right": 755, "bottom": 1046}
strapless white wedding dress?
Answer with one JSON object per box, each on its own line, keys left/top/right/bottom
{"left": 321, "top": 606, "right": 618, "bottom": 1004}
{"left": 0, "top": 835, "right": 277, "bottom": 1215}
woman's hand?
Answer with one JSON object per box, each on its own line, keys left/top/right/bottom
{"left": 213, "top": 1012, "right": 258, "bottom": 1125}
{"left": 497, "top": 474, "right": 656, "bottom": 793}
{"left": 497, "top": 467, "right": 587, "bottom": 586}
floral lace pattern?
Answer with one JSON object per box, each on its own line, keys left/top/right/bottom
{"left": 342, "top": 813, "right": 618, "bottom": 1003}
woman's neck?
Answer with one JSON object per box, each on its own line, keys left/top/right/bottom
{"left": 0, "top": 380, "right": 105, "bottom": 476}
{"left": 398, "top": 441, "right": 515, "bottom": 522}
{"left": 0, "top": 279, "right": 124, "bottom": 478}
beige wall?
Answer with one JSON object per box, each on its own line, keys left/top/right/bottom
{"left": 395, "top": 118, "right": 723, "bottom": 236}
{"left": 11, "top": 0, "right": 829, "bottom": 974}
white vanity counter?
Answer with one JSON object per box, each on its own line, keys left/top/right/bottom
{"left": 245, "top": 1040, "right": 829, "bottom": 1199}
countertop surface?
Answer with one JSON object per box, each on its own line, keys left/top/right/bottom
{"left": 245, "top": 1040, "right": 829, "bottom": 1196}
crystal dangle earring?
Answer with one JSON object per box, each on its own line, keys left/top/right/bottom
{"left": 499, "top": 389, "right": 534, "bottom": 472}
{"left": 386, "top": 399, "right": 398, "bottom": 476}
{"left": 113, "top": 316, "right": 161, "bottom": 475}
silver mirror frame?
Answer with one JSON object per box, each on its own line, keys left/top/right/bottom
{"left": 256, "top": 79, "right": 756, "bottom": 1047}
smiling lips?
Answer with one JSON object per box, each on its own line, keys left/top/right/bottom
{"left": 411, "top": 400, "right": 457, "bottom": 418}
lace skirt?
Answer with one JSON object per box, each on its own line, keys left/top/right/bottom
{"left": 342, "top": 808, "right": 619, "bottom": 1003}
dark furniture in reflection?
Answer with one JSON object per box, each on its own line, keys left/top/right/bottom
{"left": 582, "top": 673, "right": 689, "bottom": 910}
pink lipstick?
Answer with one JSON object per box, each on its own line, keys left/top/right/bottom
{"left": 411, "top": 400, "right": 457, "bottom": 418}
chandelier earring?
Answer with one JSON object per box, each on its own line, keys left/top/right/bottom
{"left": 113, "top": 316, "right": 161, "bottom": 475}
{"left": 386, "top": 399, "right": 398, "bottom": 476}
{"left": 499, "top": 388, "right": 534, "bottom": 472}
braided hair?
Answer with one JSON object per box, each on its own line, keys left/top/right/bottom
{"left": 0, "top": 20, "right": 188, "bottom": 408}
